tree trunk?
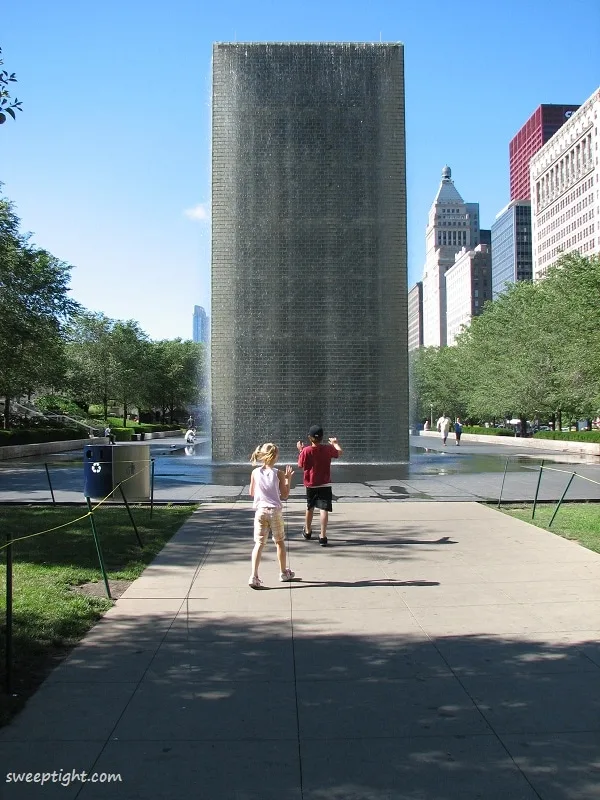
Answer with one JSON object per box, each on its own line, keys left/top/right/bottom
{"left": 122, "top": 402, "right": 128, "bottom": 427}
{"left": 103, "top": 393, "right": 108, "bottom": 422}
{"left": 550, "top": 412, "right": 556, "bottom": 431}
{"left": 520, "top": 415, "right": 528, "bottom": 437}
{"left": 557, "top": 410, "right": 562, "bottom": 432}
{"left": 3, "top": 395, "right": 10, "bottom": 430}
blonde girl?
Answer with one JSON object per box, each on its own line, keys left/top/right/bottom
{"left": 248, "top": 442, "right": 295, "bottom": 588}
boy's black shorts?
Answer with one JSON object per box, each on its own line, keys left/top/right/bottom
{"left": 306, "top": 486, "right": 333, "bottom": 512}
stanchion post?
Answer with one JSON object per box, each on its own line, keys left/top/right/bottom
{"left": 118, "top": 485, "right": 143, "bottom": 548}
{"left": 85, "top": 497, "right": 112, "bottom": 599}
{"left": 150, "top": 458, "right": 155, "bottom": 518}
{"left": 549, "top": 472, "right": 576, "bottom": 527}
{"left": 532, "top": 460, "right": 545, "bottom": 519}
{"left": 5, "top": 531, "right": 13, "bottom": 694}
{"left": 44, "top": 463, "right": 56, "bottom": 506}
{"left": 498, "top": 457, "right": 510, "bottom": 508}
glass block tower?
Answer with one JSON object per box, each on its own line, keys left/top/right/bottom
{"left": 211, "top": 42, "right": 408, "bottom": 462}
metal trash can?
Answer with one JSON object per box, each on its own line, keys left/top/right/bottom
{"left": 111, "top": 443, "right": 151, "bottom": 501}
{"left": 83, "top": 445, "right": 113, "bottom": 500}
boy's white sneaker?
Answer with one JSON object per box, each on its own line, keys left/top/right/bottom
{"left": 280, "top": 568, "right": 295, "bottom": 582}
{"left": 248, "top": 575, "right": 263, "bottom": 589}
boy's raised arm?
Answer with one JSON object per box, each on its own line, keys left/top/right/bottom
{"left": 329, "top": 437, "right": 343, "bottom": 454}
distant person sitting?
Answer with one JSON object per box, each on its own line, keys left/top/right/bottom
{"left": 185, "top": 428, "right": 196, "bottom": 444}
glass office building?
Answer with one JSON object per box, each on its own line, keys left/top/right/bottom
{"left": 491, "top": 201, "right": 532, "bottom": 299}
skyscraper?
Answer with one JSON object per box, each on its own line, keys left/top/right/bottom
{"left": 422, "top": 167, "right": 479, "bottom": 347}
{"left": 192, "top": 305, "right": 209, "bottom": 343}
{"left": 211, "top": 42, "right": 408, "bottom": 462}
{"left": 407, "top": 282, "right": 423, "bottom": 352}
{"left": 491, "top": 200, "right": 532, "bottom": 299}
{"left": 445, "top": 244, "right": 492, "bottom": 346}
{"left": 530, "top": 88, "right": 600, "bottom": 278}
{"left": 509, "top": 104, "right": 579, "bottom": 201}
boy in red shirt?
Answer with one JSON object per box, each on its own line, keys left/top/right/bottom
{"left": 296, "top": 425, "right": 343, "bottom": 546}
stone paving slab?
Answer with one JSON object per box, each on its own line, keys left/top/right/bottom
{"left": 1, "top": 501, "right": 599, "bottom": 799}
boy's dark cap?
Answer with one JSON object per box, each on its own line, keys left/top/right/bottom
{"left": 308, "top": 425, "right": 323, "bottom": 438}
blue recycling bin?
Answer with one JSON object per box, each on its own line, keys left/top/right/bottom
{"left": 83, "top": 444, "right": 113, "bottom": 500}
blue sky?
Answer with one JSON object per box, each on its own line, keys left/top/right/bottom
{"left": 2, "top": 0, "right": 599, "bottom": 340}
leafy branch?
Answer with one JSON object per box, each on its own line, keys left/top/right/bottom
{"left": 0, "top": 46, "right": 23, "bottom": 123}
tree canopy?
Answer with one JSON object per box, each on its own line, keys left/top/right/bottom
{"left": 0, "top": 46, "right": 23, "bottom": 123}
{"left": 1, "top": 188, "right": 206, "bottom": 428}
{"left": 411, "top": 253, "right": 600, "bottom": 425}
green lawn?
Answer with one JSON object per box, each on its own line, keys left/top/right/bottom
{"left": 0, "top": 504, "right": 196, "bottom": 725}
{"left": 501, "top": 502, "right": 600, "bottom": 555}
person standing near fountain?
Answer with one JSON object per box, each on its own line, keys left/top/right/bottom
{"left": 454, "top": 417, "right": 463, "bottom": 446}
{"left": 296, "top": 425, "right": 343, "bottom": 547}
{"left": 436, "top": 413, "right": 451, "bottom": 446}
{"left": 248, "top": 442, "right": 295, "bottom": 588}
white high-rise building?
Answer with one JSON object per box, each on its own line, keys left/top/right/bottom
{"left": 422, "top": 167, "right": 479, "bottom": 346}
{"left": 531, "top": 87, "right": 600, "bottom": 279}
{"left": 445, "top": 244, "right": 492, "bottom": 346}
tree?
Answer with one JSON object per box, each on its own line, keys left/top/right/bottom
{"left": 64, "top": 312, "right": 115, "bottom": 420}
{"left": 410, "top": 345, "right": 469, "bottom": 424}
{"left": 0, "top": 46, "right": 23, "bottom": 123}
{"left": 110, "top": 321, "right": 149, "bottom": 426}
{"left": 143, "top": 339, "right": 204, "bottom": 423}
{"left": 0, "top": 196, "right": 79, "bottom": 427}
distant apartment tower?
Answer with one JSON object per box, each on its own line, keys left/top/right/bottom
{"left": 445, "top": 244, "right": 492, "bottom": 346}
{"left": 531, "top": 88, "right": 600, "bottom": 279}
{"left": 422, "top": 166, "right": 479, "bottom": 347}
{"left": 211, "top": 42, "right": 408, "bottom": 462}
{"left": 509, "top": 104, "right": 580, "bottom": 201}
{"left": 192, "top": 305, "right": 209, "bottom": 343}
{"left": 491, "top": 201, "right": 532, "bottom": 298}
{"left": 407, "top": 282, "right": 423, "bottom": 351}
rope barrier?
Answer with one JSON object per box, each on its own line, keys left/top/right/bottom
{"left": 0, "top": 461, "right": 154, "bottom": 552}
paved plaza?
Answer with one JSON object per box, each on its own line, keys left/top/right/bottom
{"left": 1, "top": 496, "right": 600, "bottom": 798}
{"left": 1, "top": 435, "right": 600, "bottom": 505}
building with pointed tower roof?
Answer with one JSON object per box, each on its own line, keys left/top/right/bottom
{"left": 422, "top": 166, "right": 480, "bottom": 347}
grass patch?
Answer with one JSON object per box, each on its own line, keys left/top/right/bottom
{"left": 500, "top": 502, "right": 600, "bottom": 555}
{"left": 0, "top": 504, "right": 196, "bottom": 725}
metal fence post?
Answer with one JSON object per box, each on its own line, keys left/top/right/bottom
{"left": 44, "top": 463, "right": 56, "bottom": 506}
{"left": 5, "top": 531, "right": 13, "bottom": 694}
{"left": 498, "top": 457, "right": 510, "bottom": 508}
{"left": 532, "top": 460, "right": 545, "bottom": 519}
{"left": 85, "top": 497, "right": 112, "bottom": 599}
{"left": 549, "top": 472, "right": 576, "bottom": 527}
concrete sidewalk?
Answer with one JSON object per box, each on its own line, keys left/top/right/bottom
{"left": 1, "top": 501, "right": 600, "bottom": 799}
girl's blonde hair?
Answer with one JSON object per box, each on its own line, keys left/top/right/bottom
{"left": 250, "top": 442, "right": 279, "bottom": 467}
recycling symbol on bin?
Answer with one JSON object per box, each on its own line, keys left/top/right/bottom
{"left": 91, "top": 462, "right": 102, "bottom": 473}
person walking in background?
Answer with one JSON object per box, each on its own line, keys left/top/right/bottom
{"left": 454, "top": 417, "right": 463, "bottom": 446}
{"left": 423, "top": 419, "right": 430, "bottom": 432}
{"left": 436, "top": 413, "right": 451, "bottom": 446}
{"left": 248, "top": 442, "right": 295, "bottom": 588}
{"left": 297, "top": 425, "right": 343, "bottom": 547}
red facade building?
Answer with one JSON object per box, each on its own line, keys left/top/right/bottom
{"left": 509, "top": 104, "right": 579, "bottom": 201}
